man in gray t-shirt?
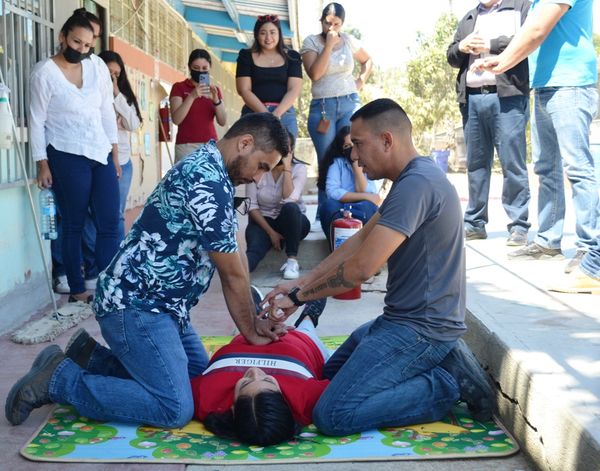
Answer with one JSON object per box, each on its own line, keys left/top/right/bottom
{"left": 265, "top": 99, "right": 495, "bottom": 436}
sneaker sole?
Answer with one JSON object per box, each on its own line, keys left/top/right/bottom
{"left": 508, "top": 253, "right": 565, "bottom": 261}
{"left": 5, "top": 345, "right": 63, "bottom": 425}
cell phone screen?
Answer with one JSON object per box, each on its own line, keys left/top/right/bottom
{"left": 197, "top": 72, "right": 210, "bottom": 86}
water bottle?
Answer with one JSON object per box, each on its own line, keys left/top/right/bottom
{"left": 0, "top": 84, "right": 13, "bottom": 149}
{"left": 39, "top": 188, "right": 58, "bottom": 240}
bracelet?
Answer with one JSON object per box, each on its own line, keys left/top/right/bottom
{"left": 212, "top": 99, "right": 222, "bottom": 106}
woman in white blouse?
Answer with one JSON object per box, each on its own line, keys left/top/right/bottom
{"left": 30, "top": 11, "right": 120, "bottom": 303}
{"left": 99, "top": 50, "right": 142, "bottom": 239}
{"left": 245, "top": 133, "right": 310, "bottom": 280}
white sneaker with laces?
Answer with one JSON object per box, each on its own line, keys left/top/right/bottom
{"left": 54, "top": 275, "right": 70, "bottom": 294}
{"left": 281, "top": 259, "right": 300, "bottom": 280}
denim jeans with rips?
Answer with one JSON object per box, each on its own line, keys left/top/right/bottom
{"left": 532, "top": 86, "right": 600, "bottom": 251}
{"left": 49, "top": 308, "right": 208, "bottom": 428}
{"left": 313, "top": 317, "right": 459, "bottom": 436}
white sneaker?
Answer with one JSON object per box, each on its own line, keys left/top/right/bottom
{"left": 54, "top": 275, "right": 70, "bottom": 294}
{"left": 281, "top": 259, "right": 300, "bottom": 280}
{"left": 85, "top": 278, "right": 98, "bottom": 290}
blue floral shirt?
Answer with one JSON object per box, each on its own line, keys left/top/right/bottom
{"left": 93, "top": 141, "right": 238, "bottom": 328}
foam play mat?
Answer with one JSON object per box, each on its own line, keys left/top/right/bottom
{"left": 21, "top": 336, "right": 519, "bottom": 464}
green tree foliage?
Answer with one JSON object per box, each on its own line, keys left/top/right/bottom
{"left": 402, "top": 13, "right": 461, "bottom": 152}
{"left": 594, "top": 33, "right": 600, "bottom": 57}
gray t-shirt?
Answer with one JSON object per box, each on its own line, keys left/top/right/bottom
{"left": 377, "top": 157, "right": 466, "bottom": 341}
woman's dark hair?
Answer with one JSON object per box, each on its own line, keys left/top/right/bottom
{"left": 320, "top": 2, "right": 346, "bottom": 23}
{"left": 251, "top": 15, "right": 288, "bottom": 63}
{"left": 203, "top": 391, "right": 298, "bottom": 446}
{"left": 317, "top": 125, "right": 350, "bottom": 191}
{"left": 98, "top": 50, "right": 143, "bottom": 123}
{"left": 188, "top": 48, "right": 212, "bottom": 68}
{"left": 60, "top": 9, "right": 94, "bottom": 38}
{"left": 73, "top": 7, "right": 102, "bottom": 34}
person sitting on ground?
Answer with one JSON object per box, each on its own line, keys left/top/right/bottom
{"left": 245, "top": 132, "right": 310, "bottom": 280}
{"left": 317, "top": 126, "right": 381, "bottom": 243}
{"left": 192, "top": 298, "right": 328, "bottom": 446}
{"left": 264, "top": 99, "right": 496, "bottom": 436}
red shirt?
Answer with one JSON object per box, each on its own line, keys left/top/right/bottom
{"left": 170, "top": 79, "right": 222, "bottom": 144}
{"left": 192, "top": 331, "right": 329, "bottom": 425}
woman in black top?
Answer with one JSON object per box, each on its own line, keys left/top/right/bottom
{"left": 236, "top": 14, "right": 303, "bottom": 137}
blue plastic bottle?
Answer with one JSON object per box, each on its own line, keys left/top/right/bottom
{"left": 39, "top": 188, "right": 58, "bottom": 240}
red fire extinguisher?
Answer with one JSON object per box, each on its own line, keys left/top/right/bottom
{"left": 331, "top": 209, "right": 362, "bottom": 300}
{"left": 158, "top": 105, "right": 171, "bottom": 142}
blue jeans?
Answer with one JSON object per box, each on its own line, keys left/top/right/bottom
{"left": 118, "top": 160, "right": 133, "bottom": 240}
{"left": 47, "top": 146, "right": 120, "bottom": 294}
{"left": 49, "top": 308, "right": 208, "bottom": 427}
{"left": 241, "top": 105, "right": 298, "bottom": 139}
{"left": 464, "top": 93, "right": 530, "bottom": 234}
{"left": 245, "top": 202, "right": 310, "bottom": 272}
{"left": 532, "top": 86, "right": 600, "bottom": 251}
{"left": 581, "top": 248, "right": 600, "bottom": 280}
{"left": 51, "top": 208, "right": 97, "bottom": 280}
{"left": 314, "top": 317, "right": 459, "bottom": 435}
{"left": 308, "top": 94, "right": 361, "bottom": 207}
{"left": 317, "top": 198, "right": 378, "bottom": 242}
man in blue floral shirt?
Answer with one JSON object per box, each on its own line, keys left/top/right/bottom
{"left": 6, "top": 113, "right": 290, "bottom": 429}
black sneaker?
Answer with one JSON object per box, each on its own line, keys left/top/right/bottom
{"left": 508, "top": 242, "right": 564, "bottom": 260}
{"left": 294, "top": 298, "right": 327, "bottom": 328}
{"left": 440, "top": 339, "right": 496, "bottom": 421}
{"left": 250, "top": 285, "right": 264, "bottom": 315}
{"left": 564, "top": 250, "right": 586, "bottom": 274}
{"left": 65, "top": 328, "right": 98, "bottom": 369}
{"left": 5, "top": 345, "right": 65, "bottom": 425}
{"left": 465, "top": 229, "right": 487, "bottom": 241}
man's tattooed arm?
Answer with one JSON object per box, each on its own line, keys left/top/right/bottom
{"left": 302, "top": 262, "right": 355, "bottom": 297}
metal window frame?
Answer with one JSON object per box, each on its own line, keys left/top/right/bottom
{"left": 0, "top": 0, "right": 55, "bottom": 188}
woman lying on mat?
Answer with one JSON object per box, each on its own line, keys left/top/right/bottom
{"left": 192, "top": 298, "right": 328, "bottom": 446}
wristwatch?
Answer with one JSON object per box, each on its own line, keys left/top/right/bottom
{"left": 287, "top": 287, "right": 305, "bottom": 307}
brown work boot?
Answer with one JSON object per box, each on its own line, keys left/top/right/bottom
{"left": 5, "top": 345, "right": 65, "bottom": 425}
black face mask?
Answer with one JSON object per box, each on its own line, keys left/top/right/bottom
{"left": 88, "top": 46, "right": 95, "bottom": 56}
{"left": 342, "top": 146, "right": 353, "bottom": 161}
{"left": 190, "top": 70, "right": 202, "bottom": 83}
{"left": 63, "top": 46, "right": 87, "bottom": 64}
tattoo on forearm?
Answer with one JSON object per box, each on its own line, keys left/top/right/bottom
{"left": 303, "top": 263, "right": 354, "bottom": 297}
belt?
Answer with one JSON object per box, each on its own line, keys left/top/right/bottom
{"left": 467, "top": 85, "right": 497, "bottom": 95}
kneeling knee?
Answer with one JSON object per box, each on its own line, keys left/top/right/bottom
{"left": 156, "top": 397, "right": 194, "bottom": 429}
{"left": 312, "top": 404, "right": 351, "bottom": 436}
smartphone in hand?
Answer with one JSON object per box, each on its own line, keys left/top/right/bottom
{"left": 197, "top": 72, "right": 210, "bottom": 87}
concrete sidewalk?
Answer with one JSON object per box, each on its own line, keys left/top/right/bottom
{"left": 1, "top": 170, "right": 596, "bottom": 470}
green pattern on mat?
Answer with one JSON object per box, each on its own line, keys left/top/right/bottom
{"left": 21, "top": 336, "right": 518, "bottom": 463}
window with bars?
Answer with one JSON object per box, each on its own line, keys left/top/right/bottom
{"left": 0, "top": 0, "right": 55, "bottom": 187}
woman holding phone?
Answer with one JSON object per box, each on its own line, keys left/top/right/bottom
{"left": 170, "top": 49, "right": 226, "bottom": 162}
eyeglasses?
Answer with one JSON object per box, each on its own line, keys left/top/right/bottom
{"left": 233, "top": 196, "right": 251, "bottom": 216}
{"left": 257, "top": 14, "right": 279, "bottom": 23}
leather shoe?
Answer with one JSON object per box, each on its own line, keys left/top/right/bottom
{"left": 5, "top": 345, "right": 65, "bottom": 425}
